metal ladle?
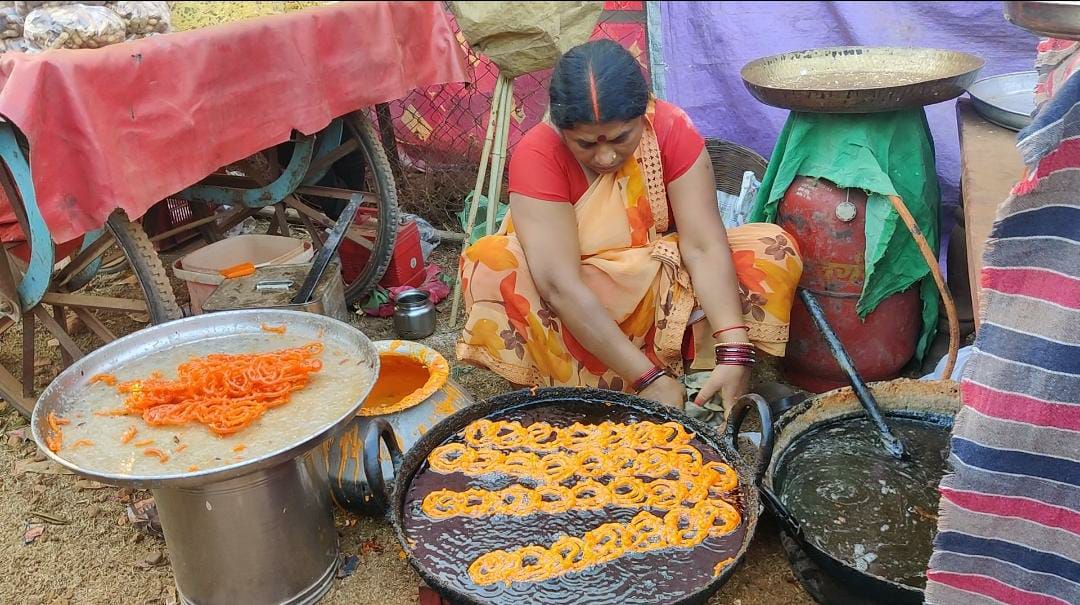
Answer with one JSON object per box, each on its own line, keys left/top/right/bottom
{"left": 798, "top": 288, "right": 908, "bottom": 459}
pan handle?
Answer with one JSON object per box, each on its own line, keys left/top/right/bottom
{"left": 362, "top": 419, "right": 404, "bottom": 514}
{"left": 722, "top": 393, "right": 775, "bottom": 484}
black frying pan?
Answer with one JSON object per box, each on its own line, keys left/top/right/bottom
{"left": 363, "top": 387, "right": 774, "bottom": 605}
{"left": 759, "top": 380, "right": 959, "bottom": 604}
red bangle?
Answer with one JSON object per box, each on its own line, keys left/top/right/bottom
{"left": 631, "top": 366, "right": 667, "bottom": 393}
{"left": 715, "top": 342, "right": 757, "bottom": 366}
{"left": 712, "top": 325, "right": 749, "bottom": 339}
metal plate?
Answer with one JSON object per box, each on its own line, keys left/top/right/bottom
{"left": 1005, "top": 1, "right": 1080, "bottom": 41}
{"left": 31, "top": 309, "right": 379, "bottom": 488}
{"left": 741, "top": 47, "right": 985, "bottom": 113}
{"left": 967, "top": 71, "right": 1038, "bottom": 131}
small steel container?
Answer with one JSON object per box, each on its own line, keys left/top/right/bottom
{"left": 392, "top": 289, "right": 435, "bottom": 340}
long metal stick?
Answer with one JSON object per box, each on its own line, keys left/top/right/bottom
{"left": 799, "top": 288, "right": 907, "bottom": 459}
{"left": 291, "top": 193, "right": 363, "bottom": 305}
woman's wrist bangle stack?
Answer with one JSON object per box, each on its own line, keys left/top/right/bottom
{"left": 715, "top": 342, "right": 757, "bottom": 367}
{"left": 631, "top": 366, "right": 668, "bottom": 393}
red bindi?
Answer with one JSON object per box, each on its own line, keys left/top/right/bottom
{"left": 596, "top": 135, "right": 607, "bottom": 143}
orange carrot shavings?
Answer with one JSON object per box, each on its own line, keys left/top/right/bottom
{"left": 232, "top": 444, "right": 247, "bottom": 452}
{"left": 90, "top": 373, "right": 117, "bottom": 386}
{"left": 174, "top": 443, "right": 188, "bottom": 453}
{"left": 219, "top": 262, "right": 255, "bottom": 279}
{"left": 260, "top": 323, "right": 287, "bottom": 335}
{"left": 45, "top": 411, "right": 65, "bottom": 452}
{"left": 48, "top": 412, "right": 70, "bottom": 428}
{"left": 186, "top": 465, "right": 199, "bottom": 472}
{"left": 134, "top": 439, "right": 154, "bottom": 447}
{"left": 120, "top": 426, "right": 137, "bottom": 444}
{"left": 70, "top": 439, "right": 94, "bottom": 449}
{"left": 144, "top": 448, "right": 169, "bottom": 463}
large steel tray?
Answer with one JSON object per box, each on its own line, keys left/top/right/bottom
{"left": 30, "top": 309, "right": 379, "bottom": 488}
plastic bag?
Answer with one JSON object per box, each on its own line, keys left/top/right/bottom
{"left": 15, "top": 1, "right": 102, "bottom": 15}
{"left": 2, "top": 35, "right": 34, "bottom": 52}
{"left": 24, "top": 4, "right": 125, "bottom": 50}
{"left": 716, "top": 170, "right": 761, "bottom": 229}
{"left": 110, "top": 1, "right": 168, "bottom": 36}
{"left": 0, "top": 7, "right": 22, "bottom": 38}
{"left": 457, "top": 193, "right": 508, "bottom": 244}
{"left": 450, "top": 1, "right": 603, "bottom": 77}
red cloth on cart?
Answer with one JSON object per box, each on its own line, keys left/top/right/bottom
{"left": 0, "top": 1, "right": 468, "bottom": 244}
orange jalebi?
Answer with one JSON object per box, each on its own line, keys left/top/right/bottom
{"left": 423, "top": 418, "right": 742, "bottom": 586}
{"left": 97, "top": 343, "right": 323, "bottom": 435}
{"left": 468, "top": 503, "right": 741, "bottom": 586}
{"left": 461, "top": 419, "right": 693, "bottom": 453}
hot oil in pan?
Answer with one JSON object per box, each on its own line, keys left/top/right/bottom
{"left": 403, "top": 402, "right": 747, "bottom": 605}
{"left": 775, "top": 416, "right": 951, "bottom": 588}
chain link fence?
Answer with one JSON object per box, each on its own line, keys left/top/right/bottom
{"left": 383, "top": 2, "right": 651, "bottom": 228}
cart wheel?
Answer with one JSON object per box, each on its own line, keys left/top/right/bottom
{"left": 0, "top": 211, "right": 181, "bottom": 415}
{"left": 301, "top": 111, "right": 399, "bottom": 305}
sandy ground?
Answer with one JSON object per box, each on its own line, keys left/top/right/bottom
{"left": 0, "top": 246, "right": 812, "bottom": 605}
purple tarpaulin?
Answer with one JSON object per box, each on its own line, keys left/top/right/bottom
{"left": 658, "top": 1, "right": 1038, "bottom": 205}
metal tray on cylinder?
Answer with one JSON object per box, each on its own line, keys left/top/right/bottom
{"left": 741, "top": 47, "right": 984, "bottom": 113}
{"left": 30, "top": 309, "right": 380, "bottom": 605}
{"left": 1005, "top": 1, "right": 1080, "bottom": 40}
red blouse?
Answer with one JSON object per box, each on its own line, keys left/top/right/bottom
{"left": 508, "top": 100, "right": 706, "bottom": 213}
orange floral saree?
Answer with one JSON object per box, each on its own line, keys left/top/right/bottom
{"left": 457, "top": 106, "right": 802, "bottom": 390}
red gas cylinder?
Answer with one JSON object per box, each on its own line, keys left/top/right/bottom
{"left": 778, "top": 177, "right": 921, "bottom": 393}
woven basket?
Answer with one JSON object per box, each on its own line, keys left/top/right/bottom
{"left": 704, "top": 138, "right": 768, "bottom": 197}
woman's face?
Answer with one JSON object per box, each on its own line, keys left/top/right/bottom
{"left": 560, "top": 117, "right": 645, "bottom": 175}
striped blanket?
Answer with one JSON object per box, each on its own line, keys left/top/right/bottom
{"left": 925, "top": 43, "right": 1080, "bottom": 605}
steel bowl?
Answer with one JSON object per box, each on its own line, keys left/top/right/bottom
{"left": 967, "top": 71, "right": 1038, "bottom": 131}
{"left": 741, "top": 46, "right": 985, "bottom": 113}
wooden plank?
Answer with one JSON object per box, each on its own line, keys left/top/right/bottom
{"left": 284, "top": 197, "right": 374, "bottom": 251}
{"left": 71, "top": 307, "right": 116, "bottom": 342}
{"left": 294, "top": 185, "right": 378, "bottom": 203}
{"left": 41, "top": 292, "right": 147, "bottom": 313}
{"left": 53, "top": 233, "right": 116, "bottom": 287}
{"left": 33, "top": 306, "right": 83, "bottom": 362}
{"left": 0, "top": 364, "right": 33, "bottom": 417}
{"left": 148, "top": 213, "right": 228, "bottom": 244}
{"left": 955, "top": 100, "right": 1025, "bottom": 326}
{"left": 51, "top": 304, "right": 72, "bottom": 367}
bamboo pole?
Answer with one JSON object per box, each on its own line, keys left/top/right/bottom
{"left": 450, "top": 74, "right": 508, "bottom": 325}
{"left": 484, "top": 76, "right": 514, "bottom": 236}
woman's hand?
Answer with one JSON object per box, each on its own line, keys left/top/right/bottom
{"left": 639, "top": 374, "right": 687, "bottom": 410}
{"left": 692, "top": 364, "right": 751, "bottom": 417}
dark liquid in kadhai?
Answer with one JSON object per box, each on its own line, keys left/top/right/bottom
{"left": 775, "top": 416, "right": 952, "bottom": 588}
{"left": 403, "top": 403, "right": 746, "bottom": 605}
